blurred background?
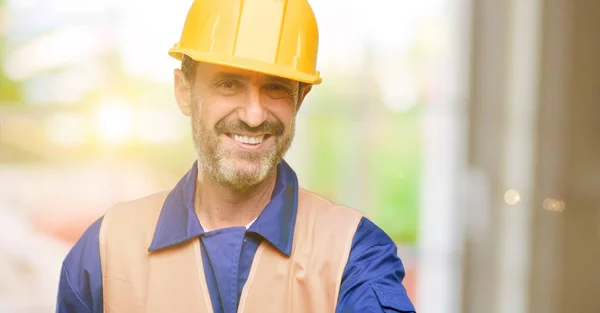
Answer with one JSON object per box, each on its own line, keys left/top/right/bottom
{"left": 0, "top": 0, "right": 599, "bottom": 312}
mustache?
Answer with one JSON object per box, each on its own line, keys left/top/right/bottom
{"left": 215, "top": 118, "right": 284, "bottom": 136}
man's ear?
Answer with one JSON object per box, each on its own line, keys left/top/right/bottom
{"left": 174, "top": 69, "right": 192, "bottom": 116}
{"left": 296, "top": 84, "right": 313, "bottom": 112}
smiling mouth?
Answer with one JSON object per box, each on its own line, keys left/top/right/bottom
{"left": 225, "top": 133, "right": 272, "bottom": 148}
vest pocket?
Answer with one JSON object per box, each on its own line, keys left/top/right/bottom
{"left": 371, "top": 284, "right": 416, "bottom": 312}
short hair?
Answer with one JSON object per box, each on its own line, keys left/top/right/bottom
{"left": 181, "top": 54, "right": 197, "bottom": 83}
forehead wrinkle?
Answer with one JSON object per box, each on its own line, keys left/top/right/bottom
{"left": 211, "top": 72, "right": 252, "bottom": 82}
{"left": 210, "top": 69, "right": 296, "bottom": 86}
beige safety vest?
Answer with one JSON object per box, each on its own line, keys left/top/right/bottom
{"left": 99, "top": 188, "right": 363, "bottom": 313}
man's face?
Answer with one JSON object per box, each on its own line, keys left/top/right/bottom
{"left": 174, "top": 62, "right": 309, "bottom": 190}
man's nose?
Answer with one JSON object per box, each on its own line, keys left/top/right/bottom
{"left": 238, "top": 84, "right": 268, "bottom": 128}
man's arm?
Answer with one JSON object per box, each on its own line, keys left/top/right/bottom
{"left": 336, "top": 217, "right": 416, "bottom": 313}
{"left": 56, "top": 217, "right": 104, "bottom": 313}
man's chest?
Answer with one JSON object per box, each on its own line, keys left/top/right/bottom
{"left": 199, "top": 228, "right": 261, "bottom": 313}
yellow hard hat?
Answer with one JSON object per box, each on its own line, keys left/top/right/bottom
{"left": 169, "top": 0, "right": 322, "bottom": 85}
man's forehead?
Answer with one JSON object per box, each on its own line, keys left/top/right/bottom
{"left": 200, "top": 63, "right": 296, "bottom": 84}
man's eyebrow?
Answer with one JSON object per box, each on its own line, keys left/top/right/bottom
{"left": 211, "top": 72, "right": 251, "bottom": 82}
{"left": 264, "top": 76, "right": 295, "bottom": 86}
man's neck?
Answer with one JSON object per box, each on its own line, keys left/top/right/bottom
{"left": 194, "top": 168, "right": 277, "bottom": 231}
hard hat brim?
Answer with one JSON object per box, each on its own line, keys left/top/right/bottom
{"left": 169, "top": 48, "right": 322, "bottom": 85}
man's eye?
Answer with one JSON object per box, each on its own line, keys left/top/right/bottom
{"left": 266, "top": 84, "right": 284, "bottom": 91}
{"left": 264, "top": 84, "right": 292, "bottom": 99}
{"left": 218, "top": 81, "right": 237, "bottom": 89}
{"left": 215, "top": 80, "right": 243, "bottom": 95}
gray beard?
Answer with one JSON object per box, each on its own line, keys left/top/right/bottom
{"left": 191, "top": 108, "right": 295, "bottom": 191}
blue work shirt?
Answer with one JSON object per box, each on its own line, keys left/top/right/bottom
{"left": 56, "top": 160, "right": 416, "bottom": 313}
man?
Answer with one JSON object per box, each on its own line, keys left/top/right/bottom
{"left": 56, "top": 0, "right": 416, "bottom": 312}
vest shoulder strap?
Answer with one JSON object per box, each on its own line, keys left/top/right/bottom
{"left": 99, "top": 191, "right": 170, "bottom": 312}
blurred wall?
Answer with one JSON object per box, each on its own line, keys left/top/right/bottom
{"left": 463, "top": 0, "right": 600, "bottom": 312}
{"left": 551, "top": 1, "right": 600, "bottom": 312}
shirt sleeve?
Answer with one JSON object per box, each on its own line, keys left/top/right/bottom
{"left": 336, "top": 217, "right": 416, "bottom": 313}
{"left": 56, "top": 216, "right": 105, "bottom": 313}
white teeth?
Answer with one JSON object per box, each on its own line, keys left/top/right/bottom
{"left": 233, "top": 134, "right": 264, "bottom": 145}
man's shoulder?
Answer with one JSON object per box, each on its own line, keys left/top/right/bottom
{"left": 297, "top": 188, "right": 362, "bottom": 215}
{"left": 296, "top": 188, "right": 395, "bottom": 246}
{"left": 104, "top": 190, "right": 170, "bottom": 219}
{"left": 296, "top": 188, "right": 364, "bottom": 232}
{"left": 109, "top": 190, "right": 170, "bottom": 210}
{"left": 100, "top": 190, "right": 171, "bottom": 240}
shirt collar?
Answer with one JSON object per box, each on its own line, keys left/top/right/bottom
{"left": 148, "top": 160, "right": 298, "bottom": 256}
